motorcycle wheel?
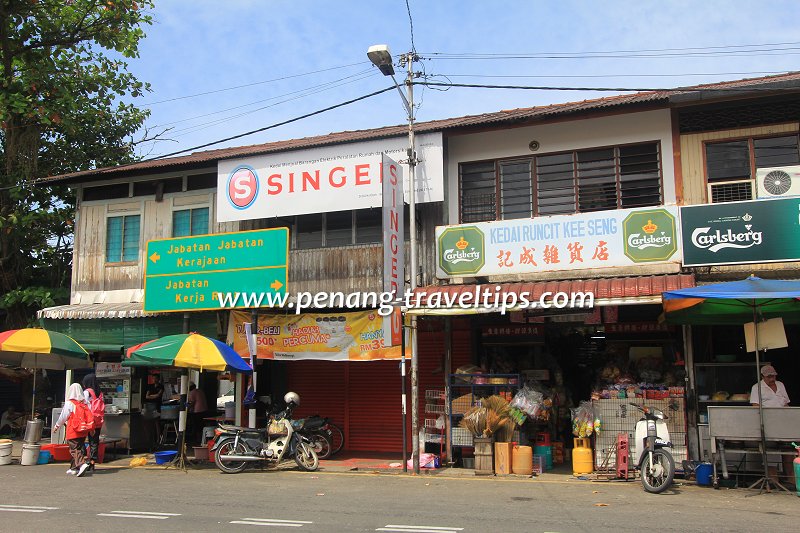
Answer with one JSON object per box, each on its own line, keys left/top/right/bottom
{"left": 325, "top": 422, "right": 344, "bottom": 455}
{"left": 214, "top": 439, "right": 249, "bottom": 474}
{"left": 640, "top": 449, "right": 675, "bottom": 494}
{"left": 294, "top": 441, "right": 320, "bottom": 471}
{"left": 309, "top": 431, "right": 332, "bottom": 459}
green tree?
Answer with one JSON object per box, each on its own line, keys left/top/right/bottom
{"left": 0, "top": 0, "right": 154, "bottom": 327}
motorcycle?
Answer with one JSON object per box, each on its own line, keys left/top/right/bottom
{"left": 632, "top": 403, "right": 675, "bottom": 493}
{"left": 212, "top": 392, "right": 319, "bottom": 474}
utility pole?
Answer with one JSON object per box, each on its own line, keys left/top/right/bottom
{"left": 401, "top": 51, "right": 420, "bottom": 475}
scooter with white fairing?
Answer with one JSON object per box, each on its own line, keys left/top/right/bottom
{"left": 211, "top": 392, "right": 319, "bottom": 474}
{"left": 631, "top": 403, "right": 675, "bottom": 493}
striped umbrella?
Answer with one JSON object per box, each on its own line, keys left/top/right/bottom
{"left": 0, "top": 328, "right": 90, "bottom": 370}
{"left": 0, "top": 328, "right": 91, "bottom": 417}
{"left": 124, "top": 333, "right": 252, "bottom": 373}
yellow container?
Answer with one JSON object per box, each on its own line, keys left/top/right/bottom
{"left": 572, "top": 437, "right": 594, "bottom": 476}
{"left": 512, "top": 445, "right": 533, "bottom": 475}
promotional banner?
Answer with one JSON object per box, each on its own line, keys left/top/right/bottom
{"left": 217, "top": 132, "right": 443, "bottom": 221}
{"left": 436, "top": 206, "right": 681, "bottom": 278}
{"left": 229, "top": 309, "right": 406, "bottom": 361}
{"left": 681, "top": 197, "right": 800, "bottom": 267}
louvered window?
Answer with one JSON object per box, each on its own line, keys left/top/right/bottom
{"left": 459, "top": 142, "right": 662, "bottom": 222}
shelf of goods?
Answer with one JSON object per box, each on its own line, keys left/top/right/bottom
{"left": 448, "top": 374, "right": 521, "bottom": 448}
{"left": 592, "top": 398, "right": 687, "bottom": 469}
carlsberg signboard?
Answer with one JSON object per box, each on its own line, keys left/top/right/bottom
{"left": 436, "top": 206, "right": 680, "bottom": 278}
{"left": 680, "top": 197, "right": 800, "bottom": 267}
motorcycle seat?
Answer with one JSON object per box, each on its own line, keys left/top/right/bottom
{"left": 218, "top": 423, "right": 265, "bottom": 435}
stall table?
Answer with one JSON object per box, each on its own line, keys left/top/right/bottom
{"left": 708, "top": 406, "right": 800, "bottom": 489}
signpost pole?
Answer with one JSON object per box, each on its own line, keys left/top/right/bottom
{"left": 249, "top": 310, "right": 258, "bottom": 429}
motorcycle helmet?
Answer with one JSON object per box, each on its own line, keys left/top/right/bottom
{"left": 284, "top": 391, "right": 300, "bottom": 406}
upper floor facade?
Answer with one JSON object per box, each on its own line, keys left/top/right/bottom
{"left": 46, "top": 72, "right": 800, "bottom": 304}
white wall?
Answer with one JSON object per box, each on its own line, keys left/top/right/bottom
{"left": 445, "top": 109, "right": 676, "bottom": 223}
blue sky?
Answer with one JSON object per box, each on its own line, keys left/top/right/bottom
{"left": 129, "top": 1, "right": 800, "bottom": 159}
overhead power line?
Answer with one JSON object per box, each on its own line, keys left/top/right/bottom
{"left": 421, "top": 40, "right": 800, "bottom": 59}
{"left": 418, "top": 81, "right": 800, "bottom": 92}
{"left": 145, "top": 86, "right": 396, "bottom": 161}
{"left": 438, "top": 70, "right": 789, "bottom": 79}
{"left": 142, "top": 61, "right": 368, "bottom": 105}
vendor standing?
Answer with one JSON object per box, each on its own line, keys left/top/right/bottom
{"left": 750, "top": 365, "right": 790, "bottom": 407}
{"left": 143, "top": 374, "right": 165, "bottom": 448}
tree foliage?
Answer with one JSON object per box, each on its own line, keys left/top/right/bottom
{"left": 0, "top": 0, "right": 154, "bottom": 327}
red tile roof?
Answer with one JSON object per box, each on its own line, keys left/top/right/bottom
{"left": 411, "top": 274, "right": 695, "bottom": 309}
{"left": 41, "top": 72, "right": 800, "bottom": 184}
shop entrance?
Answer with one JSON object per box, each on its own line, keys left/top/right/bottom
{"left": 466, "top": 304, "right": 688, "bottom": 471}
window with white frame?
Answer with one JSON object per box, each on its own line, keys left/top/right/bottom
{"left": 705, "top": 134, "right": 800, "bottom": 202}
{"left": 106, "top": 214, "right": 140, "bottom": 263}
{"left": 459, "top": 141, "right": 662, "bottom": 222}
{"left": 172, "top": 207, "right": 209, "bottom": 237}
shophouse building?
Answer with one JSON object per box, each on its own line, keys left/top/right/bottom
{"left": 37, "top": 72, "right": 800, "bottom": 461}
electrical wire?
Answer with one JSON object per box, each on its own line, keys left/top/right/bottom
{"left": 423, "top": 49, "right": 800, "bottom": 60}
{"left": 436, "top": 71, "right": 790, "bottom": 79}
{"left": 141, "top": 85, "right": 397, "bottom": 162}
{"left": 164, "top": 70, "right": 378, "bottom": 139}
{"left": 406, "top": 0, "right": 416, "bottom": 53}
{"left": 418, "top": 81, "right": 800, "bottom": 92}
{"left": 142, "top": 61, "right": 369, "bottom": 105}
{"left": 148, "top": 67, "right": 376, "bottom": 129}
{"left": 421, "top": 41, "right": 800, "bottom": 59}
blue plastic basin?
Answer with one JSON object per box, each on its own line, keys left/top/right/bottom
{"left": 154, "top": 450, "right": 178, "bottom": 465}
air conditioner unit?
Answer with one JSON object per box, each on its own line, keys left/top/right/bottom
{"left": 707, "top": 179, "right": 754, "bottom": 204}
{"left": 756, "top": 165, "right": 800, "bottom": 199}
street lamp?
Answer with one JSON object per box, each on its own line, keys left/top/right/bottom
{"left": 368, "top": 44, "right": 421, "bottom": 474}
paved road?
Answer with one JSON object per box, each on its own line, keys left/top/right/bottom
{"left": 1, "top": 463, "right": 798, "bottom": 532}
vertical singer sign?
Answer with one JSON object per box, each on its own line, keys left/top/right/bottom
{"left": 382, "top": 153, "right": 404, "bottom": 347}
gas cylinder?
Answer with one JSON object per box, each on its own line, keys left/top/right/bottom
{"left": 572, "top": 437, "right": 594, "bottom": 476}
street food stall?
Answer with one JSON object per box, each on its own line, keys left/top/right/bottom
{"left": 708, "top": 406, "right": 800, "bottom": 488}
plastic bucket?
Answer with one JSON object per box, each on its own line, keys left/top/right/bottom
{"left": 696, "top": 463, "right": 713, "bottom": 486}
{"left": 37, "top": 450, "right": 52, "bottom": 464}
{"left": 20, "top": 443, "right": 41, "bottom": 466}
{"left": 23, "top": 419, "right": 43, "bottom": 444}
{"left": 0, "top": 440, "right": 12, "bottom": 466}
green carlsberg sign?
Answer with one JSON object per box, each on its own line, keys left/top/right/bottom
{"left": 438, "top": 226, "right": 485, "bottom": 275}
{"left": 622, "top": 208, "right": 678, "bottom": 263}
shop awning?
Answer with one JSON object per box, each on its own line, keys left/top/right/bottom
{"left": 37, "top": 303, "right": 158, "bottom": 319}
{"left": 406, "top": 274, "right": 695, "bottom": 316}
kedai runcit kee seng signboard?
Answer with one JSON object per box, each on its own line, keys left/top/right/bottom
{"left": 436, "top": 206, "right": 681, "bottom": 278}
{"left": 680, "top": 197, "right": 800, "bottom": 267}
{"left": 143, "top": 228, "right": 289, "bottom": 313}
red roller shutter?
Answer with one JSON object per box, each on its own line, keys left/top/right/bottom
{"left": 347, "top": 361, "right": 404, "bottom": 452}
{"left": 285, "top": 361, "right": 346, "bottom": 431}
{"left": 282, "top": 318, "right": 474, "bottom": 454}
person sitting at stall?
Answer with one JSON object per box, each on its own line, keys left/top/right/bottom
{"left": 750, "top": 364, "right": 790, "bottom": 407}
{"left": 0, "top": 405, "right": 24, "bottom": 436}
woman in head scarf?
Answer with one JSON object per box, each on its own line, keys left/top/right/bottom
{"left": 52, "top": 383, "right": 91, "bottom": 477}
{"left": 82, "top": 373, "right": 103, "bottom": 471}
